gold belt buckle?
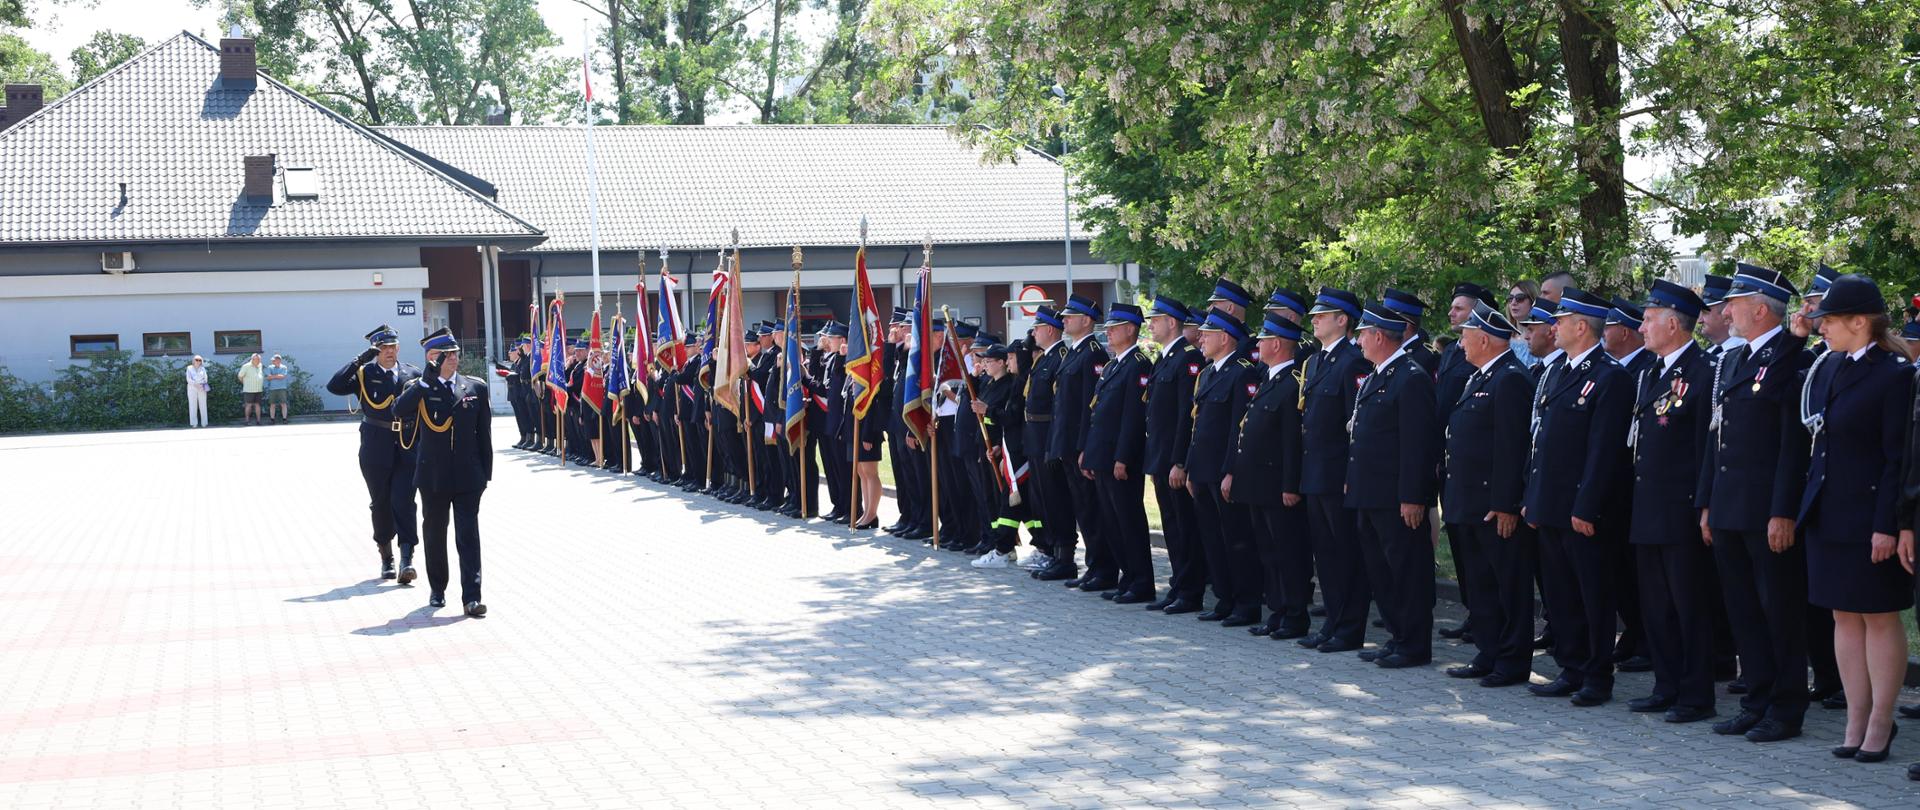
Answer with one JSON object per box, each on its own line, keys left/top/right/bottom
{"left": 390, "top": 420, "right": 402, "bottom": 433}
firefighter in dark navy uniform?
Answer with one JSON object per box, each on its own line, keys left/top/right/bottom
{"left": 325, "top": 324, "right": 423, "bottom": 583}
{"left": 395, "top": 327, "right": 493, "bottom": 617}
{"left": 1226, "top": 313, "right": 1311, "bottom": 639}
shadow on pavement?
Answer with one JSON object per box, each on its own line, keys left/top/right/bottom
{"left": 350, "top": 604, "right": 466, "bottom": 636}
{"left": 286, "top": 578, "right": 394, "bottom": 603}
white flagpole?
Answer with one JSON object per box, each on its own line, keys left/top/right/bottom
{"left": 582, "top": 20, "right": 603, "bottom": 307}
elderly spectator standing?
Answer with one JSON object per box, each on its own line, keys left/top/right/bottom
{"left": 265, "top": 354, "right": 292, "bottom": 424}
{"left": 236, "top": 353, "right": 266, "bottom": 425}
{"left": 184, "top": 355, "right": 210, "bottom": 427}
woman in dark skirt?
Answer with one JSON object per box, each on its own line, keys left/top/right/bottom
{"left": 1799, "top": 274, "right": 1914, "bottom": 764}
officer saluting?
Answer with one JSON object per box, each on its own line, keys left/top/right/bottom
{"left": 325, "top": 324, "right": 423, "bottom": 583}
{"left": 395, "top": 327, "right": 493, "bottom": 617}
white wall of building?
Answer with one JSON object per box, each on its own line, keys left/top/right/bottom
{"left": 0, "top": 267, "right": 431, "bottom": 390}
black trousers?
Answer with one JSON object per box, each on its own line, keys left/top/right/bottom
{"left": 886, "top": 423, "right": 914, "bottom": 525}
{"left": 1443, "top": 522, "right": 1471, "bottom": 618}
{"left": 1608, "top": 518, "right": 1647, "bottom": 659}
{"left": 1067, "top": 465, "right": 1116, "bottom": 580}
{"left": 1637, "top": 541, "right": 1716, "bottom": 709}
{"left": 656, "top": 418, "right": 684, "bottom": 481}
{"left": 509, "top": 390, "right": 531, "bottom": 437}
{"left": 1711, "top": 527, "right": 1811, "bottom": 724}
{"left": 1153, "top": 474, "right": 1206, "bottom": 603}
{"left": 990, "top": 474, "right": 1032, "bottom": 554}
{"left": 681, "top": 418, "right": 707, "bottom": 485}
{"left": 962, "top": 451, "right": 997, "bottom": 547}
{"left": 1249, "top": 501, "right": 1312, "bottom": 628}
{"left": 419, "top": 487, "right": 483, "bottom": 605}
{"left": 1457, "top": 520, "right": 1536, "bottom": 677}
{"left": 821, "top": 432, "right": 849, "bottom": 514}
{"left": 1035, "top": 457, "right": 1079, "bottom": 563}
{"left": 359, "top": 447, "right": 418, "bottom": 556}
{"left": 1356, "top": 506, "right": 1434, "bottom": 660}
{"left": 896, "top": 439, "right": 927, "bottom": 529}
{"left": 1305, "top": 494, "right": 1368, "bottom": 646}
{"left": 1538, "top": 524, "right": 1617, "bottom": 692}
{"left": 1193, "top": 483, "right": 1260, "bottom": 619}
{"left": 1097, "top": 471, "right": 1151, "bottom": 595}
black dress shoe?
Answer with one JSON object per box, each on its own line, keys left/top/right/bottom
{"left": 1113, "top": 591, "right": 1153, "bottom": 605}
{"left": 1220, "top": 614, "right": 1260, "bottom": 628}
{"left": 1270, "top": 623, "right": 1310, "bottom": 640}
{"left": 1145, "top": 596, "right": 1175, "bottom": 611}
{"left": 1725, "top": 677, "right": 1748, "bottom": 695}
{"left": 1316, "top": 640, "right": 1361, "bottom": 654}
{"left": 1195, "top": 609, "right": 1230, "bottom": 622}
{"left": 428, "top": 593, "right": 446, "bottom": 608}
{"left": 1615, "top": 655, "right": 1653, "bottom": 673}
{"left": 1308, "top": 605, "right": 1326, "bottom": 617}
{"left": 853, "top": 520, "right": 879, "bottom": 530}
{"left": 1061, "top": 575, "right": 1086, "bottom": 589}
{"left": 1900, "top": 704, "right": 1920, "bottom": 720}
{"left": 1160, "top": 598, "right": 1202, "bottom": 615}
{"left": 1077, "top": 577, "right": 1119, "bottom": 592}
{"left": 901, "top": 528, "right": 932, "bottom": 540}
{"left": 1569, "top": 688, "right": 1612, "bottom": 707}
{"left": 1628, "top": 695, "right": 1675, "bottom": 713}
{"left": 1437, "top": 626, "right": 1466, "bottom": 640}
{"left": 1810, "top": 684, "right": 1845, "bottom": 704}
{"left": 1528, "top": 677, "right": 1579, "bottom": 698}
{"left": 1447, "top": 664, "right": 1492, "bottom": 679}
{"left": 1357, "top": 648, "right": 1387, "bottom": 662}
{"left": 1296, "top": 632, "right": 1328, "bottom": 649}
{"left": 1479, "top": 672, "right": 1525, "bottom": 688}
{"left": 1713, "top": 710, "right": 1763, "bottom": 736}
{"left": 1100, "top": 591, "right": 1119, "bottom": 601}
{"left": 1376, "top": 653, "right": 1430, "bottom": 669}
{"left": 1823, "top": 692, "right": 1848, "bottom": 710}
{"left": 1034, "top": 562, "right": 1078, "bottom": 581}
{"left": 1745, "top": 718, "right": 1802, "bottom": 743}
{"left": 823, "top": 511, "right": 847, "bottom": 523}
{"left": 1664, "top": 706, "right": 1715, "bottom": 724}
{"left": 1248, "top": 621, "right": 1281, "bottom": 636}
{"left": 1531, "top": 633, "right": 1554, "bottom": 651}
{"left": 464, "top": 601, "right": 487, "bottom": 618}
{"left": 1906, "top": 761, "right": 1920, "bottom": 781}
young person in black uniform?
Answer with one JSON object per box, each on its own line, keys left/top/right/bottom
{"left": 1623, "top": 281, "right": 1719, "bottom": 723}
{"left": 1081, "top": 305, "right": 1155, "bottom": 603}
{"left": 1050, "top": 295, "right": 1114, "bottom": 591}
{"left": 1697, "top": 263, "right": 1819, "bottom": 742}
{"left": 1523, "top": 288, "right": 1632, "bottom": 707}
{"left": 1798, "top": 274, "right": 1914, "bottom": 763}
{"left": 1225, "top": 313, "right": 1310, "bottom": 639}
{"left": 1023, "top": 308, "right": 1073, "bottom": 578}
{"left": 1441, "top": 303, "right": 1534, "bottom": 686}
{"left": 1604, "top": 298, "right": 1655, "bottom": 673}
{"left": 1296, "top": 288, "right": 1371, "bottom": 653}
{"left": 1435, "top": 284, "right": 1496, "bottom": 643}
{"left": 968, "top": 343, "right": 1030, "bottom": 568}
{"left": 1380, "top": 289, "right": 1439, "bottom": 375}
{"left": 1185, "top": 309, "right": 1263, "bottom": 627}
{"left": 1142, "top": 297, "right": 1207, "bottom": 613}
{"left": 504, "top": 338, "right": 533, "bottom": 450}
{"left": 395, "top": 327, "right": 492, "bottom": 617}
{"left": 1346, "top": 302, "right": 1441, "bottom": 669}
{"left": 324, "top": 324, "right": 423, "bottom": 583}
{"left": 811, "top": 324, "right": 850, "bottom": 521}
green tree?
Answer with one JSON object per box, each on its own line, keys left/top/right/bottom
{"left": 0, "top": 31, "right": 69, "bottom": 100}
{"left": 68, "top": 30, "right": 145, "bottom": 85}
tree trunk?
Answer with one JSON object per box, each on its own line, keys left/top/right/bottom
{"left": 608, "top": 0, "right": 632, "bottom": 123}
{"left": 1441, "top": 0, "right": 1531, "bottom": 155}
{"left": 760, "top": 0, "right": 783, "bottom": 123}
{"left": 1559, "top": 0, "right": 1628, "bottom": 281}
{"left": 673, "top": 0, "right": 713, "bottom": 124}
{"left": 321, "top": 0, "right": 383, "bottom": 124}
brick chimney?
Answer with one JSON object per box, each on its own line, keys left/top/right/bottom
{"left": 243, "top": 155, "right": 276, "bottom": 202}
{"left": 220, "top": 33, "right": 258, "bottom": 90}
{"left": 1, "top": 84, "right": 44, "bottom": 131}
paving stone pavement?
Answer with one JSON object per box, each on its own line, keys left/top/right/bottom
{"left": 3, "top": 422, "right": 1916, "bottom": 808}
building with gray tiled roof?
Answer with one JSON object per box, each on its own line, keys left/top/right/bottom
{"left": 0, "top": 30, "right": 1129, "bottom": 392}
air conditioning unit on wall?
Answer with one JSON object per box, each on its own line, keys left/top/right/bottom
{"left": 101, "top": 251, "right": 136, "bottom": 274}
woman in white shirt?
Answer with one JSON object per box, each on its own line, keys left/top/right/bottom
{"left": 184, "top": 355, "right": 210, "bottom": 427}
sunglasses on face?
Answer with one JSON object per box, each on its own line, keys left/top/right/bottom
{"left": 1507, "top": 291, "right": 1531, "bottom": 302}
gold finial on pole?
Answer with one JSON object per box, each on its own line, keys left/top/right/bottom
{"left": 730, "top": 228, "right": 741, "bottom": 249}
{"left": 859, "top": 216, "right": 868, "bottom": 248}
{"left": 923, "top": 233, "right": 933, "bottom": 263}
{"left": 791, "top": 245, "right": 804, "bottom": 269}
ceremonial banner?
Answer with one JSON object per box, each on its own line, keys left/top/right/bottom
{"left": 845, "top": 246, "right": 884, "bottom": 418}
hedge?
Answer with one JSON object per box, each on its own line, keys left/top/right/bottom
{"left": 0, "top": 352, "right": 324, "bottom": 434}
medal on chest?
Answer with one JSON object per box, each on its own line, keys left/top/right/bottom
{"left": 1577, "top": 380, "right": 1594, "bottom": 406}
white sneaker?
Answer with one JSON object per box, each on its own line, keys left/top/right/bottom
{"left": 1018, "top": 550, "right": 1052, "bottom": 570}
{"left": 972, "top": 550, "right": 1014, "bottom": 569}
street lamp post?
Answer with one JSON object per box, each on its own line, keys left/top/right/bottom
{"left": 1053, "top": 84, "right": 1073, "bottom": 299}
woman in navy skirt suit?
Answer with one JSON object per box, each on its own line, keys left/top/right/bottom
{"left": 1799, "top": 274, "right": 1914, "bottom": 764}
